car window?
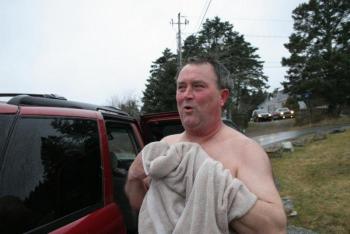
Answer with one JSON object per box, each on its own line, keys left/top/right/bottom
{"left": 145, "top": 121, "right": 184, "bottom": 143}
{"left": 106, "top": 122, "right": 139, "bottom": 233}
{"left": 0, "top": 117, "right": 102, "bottom": 233}
{"left": 0, "top": 114, "right": 15, "bottom": 158}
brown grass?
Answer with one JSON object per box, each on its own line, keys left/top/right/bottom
{"left": 271, "top": 130, "right": 350, "bottom": 234}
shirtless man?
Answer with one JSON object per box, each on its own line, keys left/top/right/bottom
{"left": 125, "top": 57, "right": 287, "bottom": 233}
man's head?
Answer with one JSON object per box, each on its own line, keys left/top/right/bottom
{"left": 176, "top": 56, "right": 232, "bottom": 90}
{"left": 176, "top": 56, "right": 231, "bottom": 134}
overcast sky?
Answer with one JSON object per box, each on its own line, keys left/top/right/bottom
{"left": 1, "top": 0, "right": 307, "bottom": 105}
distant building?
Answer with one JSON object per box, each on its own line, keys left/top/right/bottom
{"left": 257, "top": 90, "right": 289, "bottom": 113}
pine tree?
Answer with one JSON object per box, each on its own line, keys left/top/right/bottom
{"left": 142, "top": 49, "right": 178, "bottom": 113}
{"left": 282, "top": 0, "right": 350, "bottom": 115}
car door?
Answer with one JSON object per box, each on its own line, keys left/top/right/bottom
{"left": 103, "top": 115, "right": 144, "bottom": 234}
{"left": 0, "top": 108, "right": 125, "bottom": 234}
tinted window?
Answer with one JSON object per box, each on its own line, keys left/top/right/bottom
{"left": 146, "top": 121, "right": 184, "bottom": 143}
{"left": 0, "top": 114, "right": 15, "bottom": 158}
{"left": 0, "top": 117, "right": 102, "bottom": 233}
{"left": 106, "top": 122, "right": 139, "bottom": 233}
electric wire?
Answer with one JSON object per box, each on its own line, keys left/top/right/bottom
{"left": 196, "top": 0, "right": 213, "bottom": 34}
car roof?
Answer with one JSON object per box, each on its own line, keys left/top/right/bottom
{"left": 0, "top": 93, "right": 131, "bottom": 118}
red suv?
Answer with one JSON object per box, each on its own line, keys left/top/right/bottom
{"left": 0, "top": 94, "right": 151, "bottom": 234}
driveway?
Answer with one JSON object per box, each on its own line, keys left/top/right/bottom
{"left": 250, "top": 124, "right": 350, "bottom": 148}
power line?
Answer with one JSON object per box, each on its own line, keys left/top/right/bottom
{"left": 194, "top": 0, "right": 210, "bottom": 31}
{"left": 196, "top": 0, "right": 213, "bottom": 33}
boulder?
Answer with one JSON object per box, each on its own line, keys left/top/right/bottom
{"left": 292, "top": 136, "right": 312, "bottom": 147}
{"left": 281, "top": 141, "right": 294, "bottom": 152}
{"left": 282, "top": 196, "right": 298, "bottom": 217}
{"left": 312, "top": 131, "right": 327, "bottom": 141}
{"left": 265, "top": 144, "right": 283, "bottom": 158}
{"left": 329, "top": 128, "right": 346, "bottom": 134}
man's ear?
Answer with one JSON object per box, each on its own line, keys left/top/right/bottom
{"left": 220, "top": 89, "right": 230, "bottom": 107}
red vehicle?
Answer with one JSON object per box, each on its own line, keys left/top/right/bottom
{"left": 0, "top": 94, "right": 148, "bottom": 234}
{"left": 0, "top": 94, "right": 242, "bottom": 234}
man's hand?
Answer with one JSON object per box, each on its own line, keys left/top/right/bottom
{"left": 125, "top": 153, "right": 148, "bottom": 211}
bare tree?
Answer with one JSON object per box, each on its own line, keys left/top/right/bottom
{"left": 106, "top": 93, "right": 141, "bottom": 118}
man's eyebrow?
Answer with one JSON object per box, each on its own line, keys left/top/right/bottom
{"left": 192, "top": 80, "right": 206, "bottom": 84}
{"left": 177, "top": 80, "right": 207, "bottom": 85}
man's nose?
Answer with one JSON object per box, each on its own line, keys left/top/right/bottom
{"left": 183, "top": 87, "right": 194, "bottom": 99}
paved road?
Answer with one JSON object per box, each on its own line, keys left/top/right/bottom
{"left": 251, "top": 124, "right": 350, "bottom": 148}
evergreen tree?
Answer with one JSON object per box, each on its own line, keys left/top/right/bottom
{"left": 282, "top": 0, "right": 350, "bottom": 115}
{"left": 142, "top": 49, "right": 178, "bottom": 113}
{"left": 183, "top": 17, "right": 268, "bottom": 117}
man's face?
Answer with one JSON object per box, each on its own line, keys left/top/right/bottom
{"left": 176, "top": 63, "right": 228, "bottom": 131}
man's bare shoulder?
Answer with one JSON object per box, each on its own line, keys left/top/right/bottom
{"left": 223, "top": 126, "right": 268, "bottom": 161}
{"left": 161, "top": 133, "right": 183, "bottom": 144}
{"left": 222, "top": 125, "right": 253, "bottom": 146}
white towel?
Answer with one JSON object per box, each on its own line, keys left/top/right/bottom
{"left": 139, "top": 141, "right": 257, "bottom": 234}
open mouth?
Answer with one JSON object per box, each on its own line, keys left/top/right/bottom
{"left": 183, "top": 106, "right": 193, "bottom": 111}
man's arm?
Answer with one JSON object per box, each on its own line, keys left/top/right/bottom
{"left": 230, "top": 139, "right": 287, "bottom": 233}
{"left": 124, "top": 153, "right": 148, "bottom": 211}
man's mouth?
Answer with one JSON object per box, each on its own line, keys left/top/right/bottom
{"left": 183, "top": 105, "right": 194, "bottom": 112}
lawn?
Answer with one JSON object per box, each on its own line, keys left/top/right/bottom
{"left": 271, "top": 130, "right": 350, "bottom": 234}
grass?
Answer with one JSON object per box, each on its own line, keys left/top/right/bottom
{"left": 271, "top": 130, "right": 350, "bottom": 234}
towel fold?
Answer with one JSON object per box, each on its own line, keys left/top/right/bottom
{"left": 139, "top": 141, "right": 257, "bottom": 234}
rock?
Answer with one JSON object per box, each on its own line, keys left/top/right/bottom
{"left": 292, "top": 136, "right": 312, "bottom": 147}
{"left": 265, "top": 144, "right": 282, "bottom": 153}
{"left": 265, "top": 144, "right": 283, "bottom": 158}
{"left": 329, "top": 128, "right": 346, "bottom": 134}
{"left": 312, "top": 131, "right": 327, "bottom": 141}
{"left": 281, "top": 141, "right": 294, "bottom": 152}
{"left": 287, "top": 225, "right": 318, "bottom": 234}
{"left": 282, "top": 196, "right": 297, "bottom": 217}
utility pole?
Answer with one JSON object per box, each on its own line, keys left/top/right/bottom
{"left": 171, "top": 13, "right": 188, "bottom": 70}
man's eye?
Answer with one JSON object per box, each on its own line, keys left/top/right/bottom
{"left": 194, "top": 84, "right": 204, "bottom": 88}
{"left": 177, "top": 86, "right": 185, "bottom": 91}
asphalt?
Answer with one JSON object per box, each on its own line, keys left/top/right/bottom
{"left": 246, "top": 121, "right": 350, "bottom": 147}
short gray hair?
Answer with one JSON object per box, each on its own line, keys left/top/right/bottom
{"left": 176, "top": 56, "right": 233, "bottom": 90}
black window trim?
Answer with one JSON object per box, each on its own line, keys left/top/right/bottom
{"left": 0, "top": 113, "right": 19, "bottom": 169}
{"left": 105, "top": 120, "right": 141, "bottom": 153}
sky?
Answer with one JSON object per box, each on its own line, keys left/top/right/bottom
{"left": 1, "top": 0, "right": 307, "bottom": 105}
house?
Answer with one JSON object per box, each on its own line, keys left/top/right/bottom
{"left": 258, "top": 89, "right": 289, "bottom": 113}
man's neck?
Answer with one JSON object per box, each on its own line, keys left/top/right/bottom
{"left": 183, "top": 121, "right": 223, "bottom": 145}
